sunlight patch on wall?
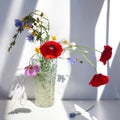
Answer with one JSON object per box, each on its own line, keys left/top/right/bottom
{"left": 35, "top": 0, "right": 70, "bottom": 40}
{"left": 97, "top": 85, "right": 105, "bottom": 101}
{"left": 108, "top": 0, "right": 120, "bottom": 68}
{"left": 95, "top": 0, "right": 120, "bottom": 100}
{"left": 95, "top": 0, "right": 107, "bottom": 100}
{"left": 16, "top": 40, "right": 36, "bottom": 75}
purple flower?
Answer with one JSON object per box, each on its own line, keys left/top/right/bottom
{"left": 15, "top": 19, "right": 24, "bottom": 27}
{"left": 68, "top": 57, "right": 76, "bottom": 64}
{"left": 27, "top": 33, "right": 34, "bottom": 42}
{"left": 24, "top": 65, "right": 39, "bottom": 76}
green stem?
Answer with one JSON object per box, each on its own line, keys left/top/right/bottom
{"left": 77, "top": 49, "right": 97, "bottom": 73}
{"left": 62, "top": 46, "right": 71, "bottom": 54}
{"left": 29, "top": 53, "right": 38, "bottom": 65}
{"left": 76, "top": 105, "right": 95, "bottom": 116}
{"left": 76, "top": 45, "right": 102, "bottom": 53}
{"left": 8, "top": 32, "right": 19, "bottom": 52}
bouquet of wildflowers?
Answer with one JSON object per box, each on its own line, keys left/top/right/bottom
{"left": 8, "top": 10, "right": 112, "bottom": 87}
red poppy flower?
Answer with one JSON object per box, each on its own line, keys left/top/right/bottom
{"left": 40, "top": 41, "right": 63, "bottom": 59}
{"left": 89, "top": 73, "right": 109, "bottom": 87}
{"left": 100, "top": 45, "right": 112, "bottom": 65}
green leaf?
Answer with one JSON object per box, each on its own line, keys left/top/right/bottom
{"left": 24, "top": 15, "right": 35, "bottom": 23}
{"left": 13, "top": 34, "right": 18, "bottom": 38}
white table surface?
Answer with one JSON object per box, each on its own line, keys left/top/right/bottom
{"left": 0, "top": 99, "right": 120, "bottom": 120}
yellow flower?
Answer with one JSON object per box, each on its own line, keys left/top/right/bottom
{"left": 21, "top": 17, "right": 25, "bottom": 22}
{"left": 31, "top": 31, "right": 35, "bottom": 35}
{"left": 35, "top": 47, "right": 40, "bottom": 53}
{"left": 63, "top": 40, "right": 69, "bottom": 44}
{"left": 24, "top": 24, "right": 31, "bottom": 29}
{"left": 52, "top": 36, "right": 57, "bottom": 40}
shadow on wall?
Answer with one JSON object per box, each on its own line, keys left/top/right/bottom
{"left": 0, "top": 0, "right": 38, "bottom": 98}
{"left": 63, "top": 0, "right": 105, "bottom": 100}
{"left": 101, "top": 42, "right": 120, "bottom": 99}
{"left": 0, "top": 0, "right": 11, "bottom": 38}
{"left": 8, "top": 75, "right": 35, "bottom": 100}
{"left": 0, "top": 0, "right": 37, "bottom": 119}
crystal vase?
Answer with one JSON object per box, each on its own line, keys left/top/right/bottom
{"left": 34, "top": 59, "right": 57, "bottom": 107}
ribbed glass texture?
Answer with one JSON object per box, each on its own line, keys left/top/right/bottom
{"left": 34, "top": 60, "right": 56, "bottom": 107}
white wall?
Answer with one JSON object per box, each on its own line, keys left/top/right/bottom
{"left": 0, "top": 0, "right": 120, "bottom": 100}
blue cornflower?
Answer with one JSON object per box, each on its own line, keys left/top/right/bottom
{"left": 27, "top": 34, "right": 34, "bottom": 42}
{"left": 68, "top": 57, "right": 76, "bottom": 64}
{"left": 69, "top": 112, "right": 81, "bottom": 118}
{"left": 69, "top": 105, "right": 95, "bottom": 119}
{"left": 69, "top": 113, "right": 76, "bottom": 118}
{"left": 14, "top": 19, "right": 24, "bottom": 27}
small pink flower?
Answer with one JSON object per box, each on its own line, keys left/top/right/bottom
{"left": 24, "top": 65, "right": 39, "bottom": 76}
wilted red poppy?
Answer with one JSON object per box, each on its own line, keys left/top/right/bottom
{"left": 40, "top": 41, "right": 63, "bottom": 59}
{"left": 100, "top": 45, "right": 112, "bottom": 65}
{"left": 89, "top": 73, "right": 109, "bottom": 87}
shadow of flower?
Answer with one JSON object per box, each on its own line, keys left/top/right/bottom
{"left": 8, "top": 108, "right": 31, "bottom": 114}
{"left": 57, "top": 74, "right": 69, "bottom": 82}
